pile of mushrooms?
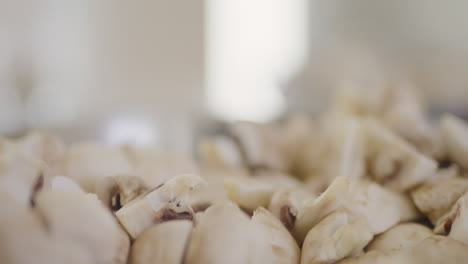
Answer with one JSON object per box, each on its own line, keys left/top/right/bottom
{"left": 2, "top": 86, "right": 468, "bottom": 264}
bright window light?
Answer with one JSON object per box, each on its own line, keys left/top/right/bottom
{"left": 205, "top": 0, "right": 309, "bottom": 122}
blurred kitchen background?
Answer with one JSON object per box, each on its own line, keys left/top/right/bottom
{"left": 1, "top": 0, "right": 468, "bottom": 151}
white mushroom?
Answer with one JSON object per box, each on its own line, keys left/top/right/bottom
{"left": 35, "top": 187, "right": 130, "bottom": 264}
{"left": 345, "top": 180, "right": 420, "bottom": 235}
{"left": 411, "top": 177, "right": 468, "bottom": 224}
{"left": 364, "top": 119, "right": 437, "bottom": 191}
{"left": 130, "top": 220, "right": 193, "bottom": 264}
{"left": 365, "top": 223, "right": 433, "bottom": 252}
{"left": 440, "top": 114, "right": 468, "bottom": 170}
{"left": 62, "top": 142, "right": 133, "bottom": 192}
{"left": 250, "top": 207, "right": 301, "bottom": 264}
{"left": 293, "top": 176, "right": 349, "bottom": 244}
{"left": 301, "top": 209, "right": 374, "bottom": 264}
{"left": 183, "top": 202, "right": 252, "bottom": 264}
{"left": 434, "top": 192, "right": 468, "bottom": 245}
{"left": 116, "top": 174, "right": 203, "bottom": 238}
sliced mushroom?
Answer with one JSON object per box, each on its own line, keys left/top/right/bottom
{"left": 116, "top": 174, "right": 203, "bottom": 238}
{"left": 229, "top": 121, "right": 287, "bottom": 172}
{"left": 183, "top": 202, "right": 251, "bottom": 264}
{"left": 122, "top": 145, "right": 198, "bottom": 188}
{"left": 250, "top": 207, "right": 300, "bottom": 264}
{"left": 130, "top": 220, "right": 192, "bottom": 264}
{"left": 35, "top": 188, "right": 130, "bottom": 264}
{"left": 382, "top": 87, "right": 442, "bottom": 158}
{"left": 301, "top": 209, "right": 374, "bottom": 264}
{"left": 268, "top": 187, "right": 316, "bottom": 230}
{"left": 434, "top": 192, "right": 468, "bottom": 246}
{"left": 224, "top": 172, "right": 300, "bottom": 214}
{"left": 366, "top": 223, "right": 433, "bottom": 252}
{"left": 293, "top": 176, "right": 349, "bottom": 244}
{"left": 340, "top": 236, "right": 468, "bottom": 264}
{"left": 411, "top": 177, "right": 468, "bottom": 224}
{"left": 94, "top": 174, "right": 149, "bottom": 211}
{"left": 440, "top": 114, "right": 468, "bottom": 170}
{"left": 345, "top": 180, "right": 420, "bottom": 235}
{"left": 62, "top": 142, "right": 133, "bottom": 192}
{"left": 364, "top": 119, "right": 437, "bottom": 191}
{"left": 198, "top": 136, "right": 244, "bottom": 170}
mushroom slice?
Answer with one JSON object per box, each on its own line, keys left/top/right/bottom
{"left": 440, "top": 114, "right": 468, "bottom": 170}
{"left": 411, "top": 177, "right": 468, "bottom": 224}
{"left": 268, "top": 187, "right": 316, "bottom": 231}
{"left": 293, "top": 176, "right": 349, "bottom": 244}
{"left": 340, "top": 236, "right": 468, "bottom": 264}
{"left": 224, "top": 173, "right": 300, "bottom": 214}
{"left": 130, "top": 220, "right": 192, "bottom": 264}
{"left": 345, "top": 180, "right": 420, "bottom": 235}
{"left": 35, "top": 189, "right": 130, "bottom": 264}
{"left": 434, "top": 192, "right": 468, "bottom": 245}
{"left": 230, "top": 121, "right": 287, "bottom": 172}
{"left": 366, "top": 223, "right": 433, "bottom": 252}
{"left": 301, "top": 209, "right": 374, "bottom": 264}
{"left": 183, "top": 202, "right": 251, "bottom": 264}
{"left": 364, "top": 119, "right": 437, "bottom": 191}
{"left": 198, "top": 136, "right": 244, "bottom": 170}
{"left": 62, "top": 142, "right": 133, "bottom": 192}
{"left": 95, "top": 175, "right": 149, "bottom": 211}
{"left": 250, "top": 207, "right": 300, "bottom": 264}
{"left": 382, "top": 87, "right": 441, "bottom": 158}
{"left": 116, "top": 174, "right": 202, "bottom": 238}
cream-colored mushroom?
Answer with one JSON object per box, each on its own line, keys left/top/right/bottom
{"left": 250, "top": 207, "right": 300, "bottom": 264}
{"left": 440, "top": 114, "right": 468, "bottom": 170}
{"left": 198, "top": 136, "right": 244, "bottom": 170}
{"left": 61, "top": 142, "right": 133, "bottom": 192}
{"left": 293, "top": 176, "right": 349, "bottom": 244}
{"left": 35, "top": 188, "right": 130, "bottom": 264}
{"left": 364, "top": 119, "right": 437, "bottom": 191}
{"left": 230, "top": 121, "right": 287, "bottom": 172}
{"left": 434, "top": 192, "right": 468, "bottom": 246}
{"left": 381, "top": 86, "right": 442, "bottom": 158}
{"left": 130, "top": 220, "right": 192, "bottom": 264}
{"left": 183, "top": 202, "right": 251, "bottom": 264}
{"left": 345, "top": 180, "right": 420, "bottom": 235}
{"left": 94, "top": 174, "right": 149, "bottom": 211}
{"left": 301, "top": 209, "right": 374, "bottom": 264}
{"left": 366, "top": 223, "right": 433, "bottom": 252}
{"left": 339, "top": 236, "right": 468, "bottom": 264}
{"left": 411, "top": 177, "right": 468, "bottom": 224}
{"left": 268, "top": 187, "right": 316, "bottom": 230}
{"left": 116, "top": 174, "right": 203, "bottom": 238}
{"left": 224, "top": 172, "right": 300, "bottom": 214}
{"left": 122, "top": 145, "right": 198, "bottom": 188}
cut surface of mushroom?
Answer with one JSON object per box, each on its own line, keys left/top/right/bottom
{"left": 293, "top": 176, "right": 349, "bottom": 244}
{"left": 365, "top": 223, "right": 433, "bottom": 252}
{"left": 250, "top": 207, "right": 300, "bottom": 264}
{"left": 434, "top": 192, "right": 468, "bottom": 245}
{"left": 364, "top": 119, "right": 437, "bottom": 191}
{"left": 440, "top": 114, "right": 468, "bottom": 170}
{"left": 411, "top": 177, "right": 468, "bottom": 224}
{"left": 35, "top": 190, "right": 130, "bottom": 264}
{"left": 116, "top": 174, "right": 202, "bottom": 238}
{"left": 301, "top": 209, "right": 373, "bottom": 264}
{"left": 130, "top": 220, "right": 192, "bottom": 264}
{"left": 183, "top": 202, "right": 251, "bottom": 264}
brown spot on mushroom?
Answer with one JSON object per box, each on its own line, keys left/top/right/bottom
{"left": 444, "top": 204, "right": 461, "bottom": 234}
{"left": 160, "top": 209, "right": 193, "bottom": 222}
{"left": 279, "top": 205, "right": 296, "bottom": 230}
{"left": 30, "top": 173, "right": 44, "bottom": 207}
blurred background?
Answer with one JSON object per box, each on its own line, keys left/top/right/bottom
{"left": 1, "top": 0, "right": 468, "bottom": 151}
